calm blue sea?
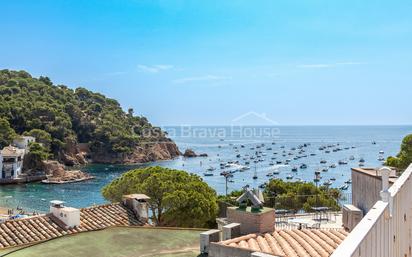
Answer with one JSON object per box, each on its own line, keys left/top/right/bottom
{"left": 0, "top": 126, "right": 411, "bottom": 213}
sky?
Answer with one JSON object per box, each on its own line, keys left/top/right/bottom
{"left": 1, "top": 0, "right": 411, "bottom": 126}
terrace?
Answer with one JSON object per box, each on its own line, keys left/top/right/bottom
{"left": 201, "top": 165, "right": 411, "bottom": 257}
{"left": 0, "top": 227, "right": 204, "bottom": 257}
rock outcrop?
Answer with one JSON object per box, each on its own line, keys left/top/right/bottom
{"left": 183, "top": 149, "right": 208, "bottom": 158}
{"left": 59, "top": 139, "right": 88, "bottom": 166}
{"left": 42, "top": 160, "right": 93, "bottom": 183}
{"left": 90, "top": 140, "right": 181, "bottom": 164}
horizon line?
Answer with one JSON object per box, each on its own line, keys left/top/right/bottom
{"left": 157, "top": 124, "right": 412, "bottom": 127}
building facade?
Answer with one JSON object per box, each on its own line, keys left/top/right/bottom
{"left": 0, "top": 146, "right": 25, "bottom": 179}
{"left": 0, "top": 136, "right": 35, "bottom": 180}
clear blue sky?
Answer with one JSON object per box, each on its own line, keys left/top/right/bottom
{"left": 1, "top": 0, "right": 411, "bottom": 126}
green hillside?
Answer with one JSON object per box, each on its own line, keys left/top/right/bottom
{"left": 0, "top": 69, "right": 177, "bottom": 166}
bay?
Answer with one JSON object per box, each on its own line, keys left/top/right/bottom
{"left": 0, "top": 125, "right": 410, "bottom": 213}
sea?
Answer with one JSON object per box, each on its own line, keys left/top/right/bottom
{"left": 1, "top": 125, "right": 411, "bottom": 213}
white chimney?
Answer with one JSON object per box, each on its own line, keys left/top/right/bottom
{"left": 50, "top": 200, "right": 80, "bottom": 229}
{"left": 122, "top": 194, "right": 150, "bottom": 223}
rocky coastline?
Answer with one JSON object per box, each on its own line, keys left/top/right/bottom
{"left": 84, "top": 141, "right": 181, "bottom": 164}
{"left": 41, "top": 161, "right": 94, "bottom": 184}
{"left": 44, "top": 140, "right": 181, "bottom": 183}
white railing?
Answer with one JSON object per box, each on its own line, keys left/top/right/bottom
{"left": 332, "top": 164, "right": 412, "bottom": 257}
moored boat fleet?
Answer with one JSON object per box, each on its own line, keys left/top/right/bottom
{"left": 199, "top": 140, "right": 386, "bottom": 192}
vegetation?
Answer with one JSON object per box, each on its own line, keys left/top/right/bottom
{"left": 218, "top": 179, "right": 341, "bottom": 213}
{"left": 24, "top": 142, "right": 50, "bottom": 170}
{"left": 0, "top": 69, "right": 170, "bottom": 163}
{"left": 386, "top": 134, "right": 412, "bottom": 170}
{"left": 102, "top": 166, "right": 218, "bottom": 228}
{"left": 0, "top": 118, "right": 16, "bottom": 148}
{"left": 264, "top": 179, "right": 341, "bottom": 212}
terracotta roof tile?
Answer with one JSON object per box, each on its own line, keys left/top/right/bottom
{"left": 218, "top": 229, "right": 347, "bottom": 257}
{"left": 1, "top": 146, "right": 25, "bottom": 157}
{"left": 0, "top": 203, "right": 143, "bottom": 249}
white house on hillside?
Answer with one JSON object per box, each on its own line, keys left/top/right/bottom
{"left": 13, "top": 136, "right": 35, "bottom": 151}
{"left": 0, "top": 136, "right": 35, "bottom": 180}
{"left": 0, "top": 146, "right": 25, "bottom": 179}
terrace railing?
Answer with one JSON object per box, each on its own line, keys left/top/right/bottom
{"left": 331, "top": 164, "right": 412, "bottom": 257}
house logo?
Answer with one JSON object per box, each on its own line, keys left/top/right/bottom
{"left": 230, "top": 111, "right": 280, "bottom": 139}
{"left": 140, "top": 111, "right": 280, "bottom": 146}
{"left": 231, "top": 111, "right": 279, "bottom": 126}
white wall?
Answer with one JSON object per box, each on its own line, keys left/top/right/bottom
{"left": 332, "top": 164, "right": 412, "bottom": 257}
{"left": 51, "top": 207, "right": 81, "bottom": 228}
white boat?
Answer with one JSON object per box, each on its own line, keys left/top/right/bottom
{"left": 240, "top": 166, "right": 250, "bottom": 171}
{"left": 323, "top": 180, "right": 333, "bottom": 186}
{"left": 286, "top": 174, "right": 294, "bottom": 180}
{"left": 41, "top": 176, "right": 95, "bottom": 184}
{"left": 340, "top": 184, "right": 349, "bottom": 190}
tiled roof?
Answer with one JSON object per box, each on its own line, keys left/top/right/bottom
{"left": 1, "top": 146, "right": 25, "bottom": 157}
{"left": 0, "top": 203, "right": 143, "bottom": 249}
{"left": 218, "top": 229, "right": 348, "bottom": 257}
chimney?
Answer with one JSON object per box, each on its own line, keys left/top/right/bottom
{"left": 227, "top": 187, "right": 275, "bottom": 235}
{"left": 50, "top": 200, "right": 80, "bottom": 229}
{"left": 122, "top": 194, "right": 150, "bottom": 223}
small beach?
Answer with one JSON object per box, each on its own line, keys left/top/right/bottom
{"left": 0, "top": 206, "right": 8, "bottom": 215}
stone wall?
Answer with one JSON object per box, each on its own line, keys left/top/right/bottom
{"left": 227, "top": 207, "right": 275, "bottom": 235}
{"left": 209, "top": 243, "right": 254, "bottom": 257}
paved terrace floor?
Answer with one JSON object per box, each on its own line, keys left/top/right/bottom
{"left": 1, "top": 227, "right": 203, "bottom": 257}
{"left": 276, "top": 213, "right": 343, "bottom": 230}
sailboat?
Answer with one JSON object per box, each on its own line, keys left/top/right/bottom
{"left": 253, "top": 165, "right": 258, "bottom": 179}
{"left": 253, "top": 171, "right": 258, "bottom": 180}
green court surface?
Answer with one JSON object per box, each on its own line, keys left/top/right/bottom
{"left": 1, "top": 227, "right": 203, "bottom": 257}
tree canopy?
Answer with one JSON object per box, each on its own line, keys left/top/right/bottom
{"left": 263, "top": 179, "right": 341, "bottom": 212}
{"left": 0, "top": 69, "right": 171, "bottom": 162}
{"left": 0, "top": 118, "right": 16, "bottom": 148}
{"left": 217, "top": 179, "right": 341, "bottom": 213}
{"left": 24, "top": 142, "right": 50, "bottom": 170}
{"left": 102, "top": 166, "right": 218, "bottom": 228}
{"left": 386, "top": 134, "right": 412, "bottom": 170}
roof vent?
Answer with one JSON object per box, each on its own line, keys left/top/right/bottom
{"left": 236, "top": 186, "right": 264, "bottom": 211}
